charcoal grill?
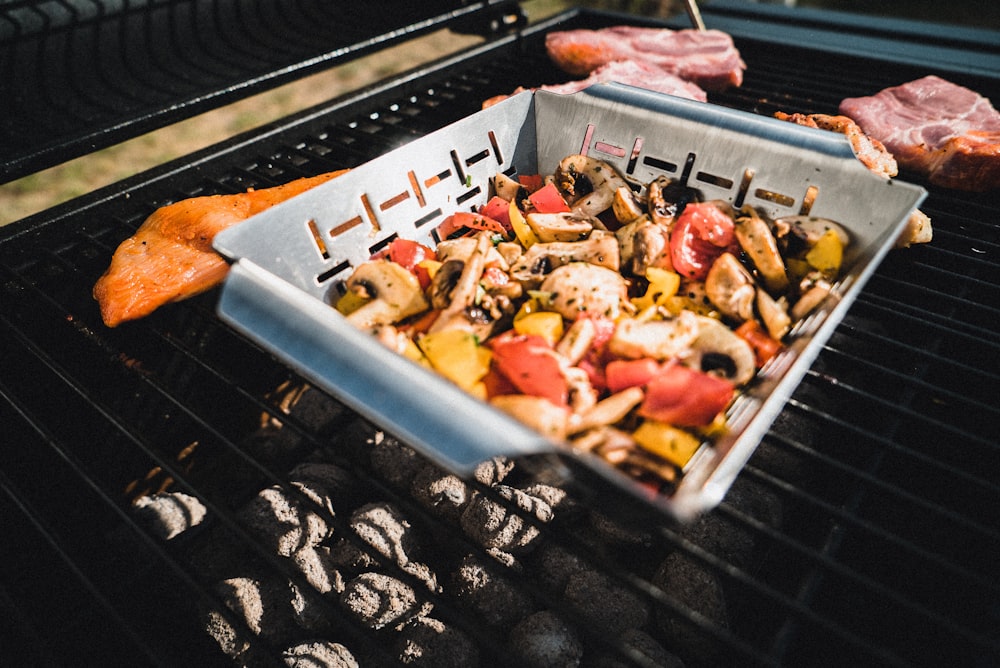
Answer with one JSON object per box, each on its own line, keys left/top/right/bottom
{"left": 2, "top": 1, "right": 999, "bottom": 666}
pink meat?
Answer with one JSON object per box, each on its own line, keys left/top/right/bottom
{"left": 482, "top": 59, "right": 707, "bottom": 109}
{"left": 539, "top": 59, "right": 707, "bottom": 101}
{"left": 545, "top": 26, "right": 745, "bottom": 92}
{"left": 839, "top": 76, "right": 1000, "bottom": 191}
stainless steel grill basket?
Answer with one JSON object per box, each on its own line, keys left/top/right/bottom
{"left": 214, "top": 82, "right": 925, "bottom": 520}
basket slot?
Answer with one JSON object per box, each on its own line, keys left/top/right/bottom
{"left": 379, "top": 190, "right": 412, "bottom": 211}
{"left": 642, "top": 155, "right": 679, "bottom": 174}
{"left": 593, "top": 141, "right": 627, "bottom": 158}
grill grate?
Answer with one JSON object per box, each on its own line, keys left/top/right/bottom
{"left": 0, "top": 0, "right": 524, "bottom": 183}
{"left": 2, "top": 7, "right": 1000, "bottom": 667}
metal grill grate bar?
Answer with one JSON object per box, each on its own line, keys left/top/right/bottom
{"left": 1, "top": 7, "right": 999, "bottom": 666}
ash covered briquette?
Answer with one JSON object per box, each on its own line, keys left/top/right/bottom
{"left": 128, "top": 382, "right": 781, "bottom": 666}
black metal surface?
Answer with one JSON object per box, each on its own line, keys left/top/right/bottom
{"left": 0, "top": 0, "right": 526, "bottom": 185}
{"left": 2, "top": 6, "right": 999, "bottom": 667}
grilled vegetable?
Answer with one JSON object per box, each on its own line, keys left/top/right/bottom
{"left": 337, "top": 156, "right": 853, "bottom": 492}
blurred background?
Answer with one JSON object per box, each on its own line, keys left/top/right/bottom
{"left": 1, "top": 0, "right": 997, "bottom": 227}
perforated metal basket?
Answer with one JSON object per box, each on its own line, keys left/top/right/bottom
{"left": 214, "top": 83, "right": 925, "bottom": 520}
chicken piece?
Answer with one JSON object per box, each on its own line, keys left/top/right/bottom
{"left": 775, "top": 111, "right": 932, "bottom": 247}
{"left": 540, "top": 262, "right": 628, "bottom": 320}
{"left": 93, "top": 170, "right": 348, "bottom": 327}
{"left": 607, "top": 311, "right": 701, "bottom": 361}
{"left": 774, "top": 112, "right": 898, "bottom": 178}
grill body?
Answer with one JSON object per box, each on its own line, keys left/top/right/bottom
{"left": 1, "top": 5, "right": 999, "bottom": 667}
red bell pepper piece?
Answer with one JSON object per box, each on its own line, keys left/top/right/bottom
{"left": 527, "top": 182, "right": 570, "bottom": 214}
{"left": 669, "top": 202, "right": 739, "bottom": 281}
{"left": 489, "top": 332, "right": 568, "bottom": 406}
{"left": 735, "top": 319, "right": 783, "bottom": 367}
{"left": 605, "top": 358, "right": 662, "bottom": 394}
{"left": 638, "top": 363, "right": 734, "bottom": 427}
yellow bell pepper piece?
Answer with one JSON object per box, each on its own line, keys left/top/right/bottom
{"left": 630, "top": 267, "right": 681, "bottom": 311}
{"left": 662, "top": 294, "right": 719, "bottom": 319}
{"left": 806, "top": 229, "right": 843, "bottom": 275}
{"left": 633, "top": 420, "right": 703, "bottom": 469}
{"left": 335, "top": 290, "right": 370, "bottom": 316}
{"left": 467, "top": 381, "right": 488, "bottom": 402}
{"left": 417, "top": 329, "right": 492, "bottom": 392}
{"left": 513, "top": 311, "right": 564, "bottom": 346}
{"left": 402, "top": 338, "right": 431, "bottom": 367}
{"left": 417, "top": 259, "right": 442, "bottom": 279}
{"left": 514, "top": 296, "right": 543, "bottom": 322}
{"left": 509, "top": 199, "right": 539, "bottom": 249}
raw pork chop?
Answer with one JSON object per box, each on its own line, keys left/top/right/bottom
{"left": 545, "top": 26, "right": 745, "bottom": 92}
{"left": 482, "top": 59, "right": 707, "bottom": 109}
{"left": 839, "top": 75, "right": 1000, "bottom": 191}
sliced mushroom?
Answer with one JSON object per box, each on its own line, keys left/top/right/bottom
{"left": 685, "top": 316, "right": 756, "bottom": 385}
{"left": 607, "top": 310, "right": 701, "bottom": 361}
{"left": 343, "top": 259, "right": 430, "bottom": 329}
{"left": 509, "top": 231, "right": 620, "bottom": 285}
{"left": 616, "top": 216, "right": 671, "bottom": 277}
{"left": 734, "top": 206, "right": 789, "bottom": 294}
{"left": 773, "top": 215, "right": 850, "bottom": 258}
{"left": 647, "top": 176, "right": 676, "bottom": 229}
{"left": 705, "top": 252, "right": 756, "bottom": 322}
{"left": 790, "top": 278, "right": 833, "bottom": 321}
{"left": 493, "top": 171, "right": 525, "bottom": 203}
{"left": 428, "top": 232, "right": 492, "bottom": 335}
{"left": 540, "top": 262, "right": 629, "bottom": 321}
{"left": 428, "top": 259, "right": 464, "bottom": 310}
{"left": 647, "top": 175, "right": 699, "bottom": 228}
{"left": 612, "top": 185, "right": 645, "bottom": 224}
{"left": 756, "top": 287, "right": 791, "bottom": 341}
{"left": 525, "top": 211, "right": 596, "bottom": 243}
{"left": 490, "top": 394, "right": 569, "bottom": 442}
{"left": 569, "top": 386, "right": 645, "bottom": 435}
{"left": 554, "top": 154, "right": 628, "bottom": 217}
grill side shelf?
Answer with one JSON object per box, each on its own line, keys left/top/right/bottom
{"left": 685, "top": 0, "right": 1000, "bottom": 82}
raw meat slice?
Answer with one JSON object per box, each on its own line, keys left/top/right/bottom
{"left": 545, "top": 26, "right": 745, "bottom": 91}
{"left": 839, "top": 75, "right": 1000, "bottom": 191}
{"left": 482, "top": 59, "right": 707, "bottom": 109}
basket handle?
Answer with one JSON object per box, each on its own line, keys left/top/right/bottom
{"left": 216, "top": 259, "right": 556, "bottom": 472}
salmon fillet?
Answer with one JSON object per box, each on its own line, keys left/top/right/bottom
{"left": 93, "top": 170, "right": 348, "bottom": 327}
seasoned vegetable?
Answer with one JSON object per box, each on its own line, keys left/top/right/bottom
{"left": 336, "top": 157, "right": 852, "bottom": 494}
